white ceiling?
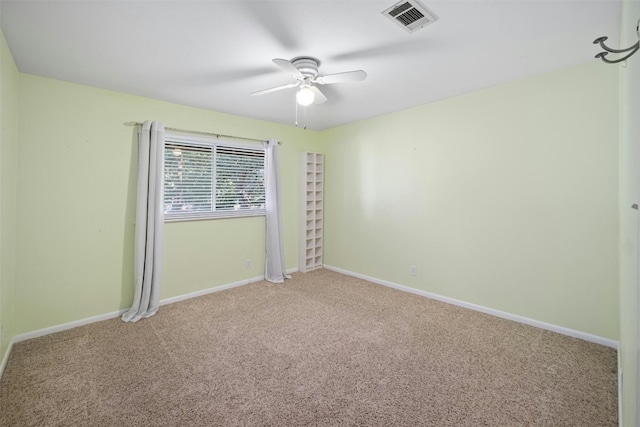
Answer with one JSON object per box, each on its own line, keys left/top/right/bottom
{"left": 0, "top": 0, "right": 622, "bottom": 130}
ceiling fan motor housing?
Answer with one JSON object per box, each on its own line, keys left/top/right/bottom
{"left": 292, "top": 57, "right": 320, "bottom": 79}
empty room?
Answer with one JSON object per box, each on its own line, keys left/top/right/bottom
{"left": 0, "top": 0, "right": 639, "bottom": 425}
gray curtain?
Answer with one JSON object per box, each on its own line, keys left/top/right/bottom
{"left": 122, "top": 121, "right": 165, "bottom": 322}
{"left": 264, "top": 139, "right": 290, "bottom": 283}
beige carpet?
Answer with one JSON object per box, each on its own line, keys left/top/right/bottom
{"left": 0, "top": 269, "right": 617, "bottom": 426}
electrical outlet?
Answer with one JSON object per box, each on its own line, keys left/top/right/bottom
{"left": 245, "top": 259, "right": 252, "bottom": 269}
{"left": 1, "top": 324, "right": 5, "bottom": 342}
{"left": 410, "top": 266, "right": 417, "bottom": 276}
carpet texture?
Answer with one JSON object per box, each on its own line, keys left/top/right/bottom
{"left": 0, "top": 269, "right": 617, "bottom": 426}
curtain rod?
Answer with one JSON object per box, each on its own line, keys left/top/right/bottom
{"left": 124, "top": 122, "right": 281, "bottom": 145}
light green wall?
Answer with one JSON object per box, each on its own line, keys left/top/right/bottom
{"left": 0, "top": 27, "right": 19, "bottom": 361}
{"left": 8, "top": 43, "right": 622, "bottom": 350}
{"left": 322, "top": 61, "right": 619, "bottom": 340}
{"left": 618, "top": 2, "right": 640, "bottom": 425}
{"left": 16, "top": 74, "right": 321, "bottom": 334}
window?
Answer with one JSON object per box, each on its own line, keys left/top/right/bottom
{"left": 163, "top": 134, "right": 265, "bottom": 221}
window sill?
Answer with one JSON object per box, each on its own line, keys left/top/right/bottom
{"left": 164, "top": 210, "right": 266, "bottom": 223}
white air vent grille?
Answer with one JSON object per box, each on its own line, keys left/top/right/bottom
{"left": 382, "top": 0, "right": 438, "bottom": 33}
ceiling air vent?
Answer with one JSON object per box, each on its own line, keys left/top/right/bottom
{"left": 382, "top": 0, "right": 438, "bottom": 33}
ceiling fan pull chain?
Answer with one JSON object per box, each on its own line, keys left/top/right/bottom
{"left": 303, "top": 106, "right": 307, "bottom": 130}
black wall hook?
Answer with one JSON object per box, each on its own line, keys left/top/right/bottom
{"left": 593, "top": 18, "right": 640, "bottom": 64}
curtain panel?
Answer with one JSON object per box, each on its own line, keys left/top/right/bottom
{"left": 122, "top": 121, "right": 165, "bottom": 322}
{"left": 264, "top": 139, "right": 290, "bottom": 283}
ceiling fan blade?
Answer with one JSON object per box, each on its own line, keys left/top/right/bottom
{"left": 315, "top": 70, "right": 367, "bottom": 85}
{"left": 310, "top": 86, "right": 327, "bottom": 104}
{"left": 250, "top": 82, "right": 299, "bottom": 96}
{"left": 272, "top": 58, "right": 304, "bottom": 78}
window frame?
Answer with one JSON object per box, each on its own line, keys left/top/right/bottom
{"left": 163, "top": 132, "right": 266, "bottom": 222}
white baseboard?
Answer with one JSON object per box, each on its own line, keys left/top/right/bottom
{"left": 158, "top": 266, "right": 299, "bottom": 306}
{"left": 323, "top": 264, "right": 618, "bottom": 349}
{"left": 618, "top": 352, "right": 623, "bottom": 426}
{"left": 0, "top": 338, "right": 15, "bottom": 379}
{"left": 12, "top": 269, "right": 300, "bottom": 345}
{"left": 14, "top": 308, "right": 129, "bottom": 343}
{"left": 160, "top": 275, "right": 266, "bottom": 306}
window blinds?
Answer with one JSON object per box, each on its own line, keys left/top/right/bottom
{"left": 164, "top": 139, "right": 265, "bottom": 221}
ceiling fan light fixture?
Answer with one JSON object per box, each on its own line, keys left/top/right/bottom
{"left": 296, "top": 85, "right": 315, "bottom": 106}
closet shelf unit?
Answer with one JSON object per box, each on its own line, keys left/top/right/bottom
{"left": 299, "top": 152, "right": 324, "bottom": 272}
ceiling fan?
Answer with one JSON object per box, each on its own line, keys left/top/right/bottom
{"left": 250, "top": 57, "right": 367, "bottom": 106}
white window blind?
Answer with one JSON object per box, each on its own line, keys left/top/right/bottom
{"left": 164, "top": 136, "right": 265, "bottom": 221}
